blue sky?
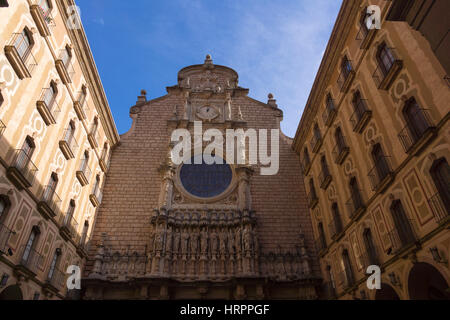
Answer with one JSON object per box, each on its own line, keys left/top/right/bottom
{"left": 76, "top": 0, "right": 342, "bottom": 137}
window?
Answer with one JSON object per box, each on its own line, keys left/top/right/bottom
{"left": 79, "top": 85, "right": 87, "bottom": 105}
{"left": 390, "top": 200, "right": 415, "bottom": 247}
{"left": 371, "top": 144, "right": 390, "bottom": 181}
{"left": 14, "top": 28, "right": 33, "bottom": 60}
{"left": 352, "top": 91, "right": 367, "bottom": 120}
{"left": 47, "top": 248, "right": 61, "bottom": 280}
{"left": 430, "top": 158, "right": 450, "bottom": 213}
{"left": 341, "top": 249, "right": 354, "bottom": 286}
{"left": 377, "top": 42, "right": 395, "bottom": 76}
{"left": 43, "top": 81, "right": 57, "bottom": 109}
{"left": 91, "top": 116, "right": 98, "bottom": 135}
{"left": 341, "top": 56, "right": 352, "bottom": 79}
{"left": 22, "top": 226, "right": 40, "bottom": 263}
{"left": 16, "top": 136, "right": 35, "bottom": 170}
{"left": 303, "top": 148, "right": 311, "bottom": 167}
{"left": 335, "top": 127, "right": 345, "bottom": 153}
{"left": 65, "top": 200, "right": 76, "bottom": 225}
{"left": 93, "top": 174, "right": 100, "bottom": 194}
{"left": 101, "top": 143, "right": 109, "bottom": 161}
{"left": 350, "top": 177, "right": 363, "bottom": 210}
{"left": 313, "top": 124, "right": 321, "bottom": 141}
{"left": 331, "top": 203, "right": 343, "bottom": 234}
{"left": 80, "top": 221, "right": 89, "bottom": 246}
{"left": 81, "top": 150, "right": 89, "bottom": 171}
{"left": 318, "top": 222, "right": 326, "bottom": 250}
{"left": 403, "top": 97, "right": 430, "bottom": 141}
{"left": 309, "top": 179, "right": 317, "bottom": 200}
{"left": 43, "top": 172, "right": 58, "bottom": 202}
{"left": 0, "top": 195, "right": 10, "bottom": 223}
{"left": 363, "top": 229, "right": 377, "bottom": 265}
{"left": 326, "top": 94, "right": 335, "bottom": 113}
{"left": 320, "top": 155, "right": 329, "bottom": 176}
{"left": 65, "top": 120, "right": 76, "bottom": 143}
{"left": 61, "top": 45, "right": 72, "bottom": 68}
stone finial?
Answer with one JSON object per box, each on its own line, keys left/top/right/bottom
{"left": 204, "top": 54, "right": 213, "bottom": 65}
{"left": 267, "top": 93, "right": 277, "bottom": 108}
{"left": 137, "top": 89, "right": 147, "bottom": 104}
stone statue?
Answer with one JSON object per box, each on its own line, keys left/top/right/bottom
{"left": 228, "top": 229, "right": 235, "bottom": 256}
{"left": 200, "top": 227, "right": 209, "bottom": 255}
{"left": 173, "top": 228, "right": 181, "bottom": 256}
{"left": 219, "top": 228, "right": 227, "bottom": 255}
{"left": 235, "top": 226, "right": 242, "bottom": 254}
{"left": 155, "top": 225, "right": 164, "bottom": 252}
{"left": 181, "top": 228, "right": 189, "bottom": 257}
{"left": 243, "top": 225, "right": 252, "bottom": 252}
{"left": 190, "top": 227, "right": 199, "bottom": 258}
{"left": 210, "top": 229, "right": 218, "bottom": 255}
{"left": 165, "top": 226, "right": 173, "bottom": 253}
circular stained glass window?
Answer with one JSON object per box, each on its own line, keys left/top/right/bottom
{"left": 179, "top": 155, "right": 233, "bottom": 198}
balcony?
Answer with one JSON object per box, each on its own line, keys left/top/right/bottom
{"left": 337, "top": 62, "right": 355, "bottom": 93}
{"left": 350, "top": 100, "right": 372, "bottom": 133}
{"left": 36, "top": 88, "right": 61, "bottom": 126}
{"left": 332, "top": 137, "right": 349, "bottom": 165}
{"left": 76, "top": 160, "right": 91, "bottom": 187}
{"left": 37, "top": 185, "right": 61, "bottom": 220}
{"left": 89, "top": 186, "right": 102, "bottom": 208}
{"left": 6, "top": 149, "right": 38, "bottom": 190}
{"left": 44, "top": 268, "right": 65, "bottom": 294}
{"left": 310, "top": 134, "right": 323, "bottom": 154}
{"left": 307, "top": 191, "right": 319, "bottom": 209}
{"left": 73, "top": 95, "right": 88, "bottom": 121}
{"left": 346, "top": 193, "right": 366, "bottom": 221}
{"left": 30, "top": 0, "right": 56, "bottom": 37}
{"left": 322, "top": 102, "right": 337, "bottom": 127}
{"left": 322, "top": 281, "right": 336, "bottom": 300}
{"left": 0, "top": 223, "right": 15, "bottom": 256}
{"left": 301, "top": 157, "right": 312, "bottom": 175}
{"left": 75, "top": 233, "right": 88, "bottom": 258}
{"left": 368, "top": 156, "right": 394, "bottom": 194}
{"left": 59, "top": 129, "right": 79, "bottom": 160}
{"left": 372, "top": 48, "right": 403, "bottom": 90}
{"left": 59, "top": 212, "right": 78, "bottom": 241}
{"left": 328, "top": 217, "right": 344, "bottom": 241}
{"left": 428, "top": 193, "right": 449, "bottom": 225}
{"left": 355, "top": 23, "right": 377, "bottom": 50}
{"left": 55, "top": 49, "right": 75, "bottom": 85}
{"left": 0, "top": 119, "right": 5, "bottom": 137}
{"left": 388, "top": 220, "right": 418, "bottom": 254}
{"left": 319, "top": 167, "right": 332, "bottom": 190}
{"left": 87, "top": 129, "right": 99, "bottom": 149}
{"left": 15, "top": 246, "right": 43, "bottom": 278}
{"left": 4, "top": 33, "right": 38, "bottom": 79}
{"left": 337, "top": 269, "right": 355, "bottom": 291}
{"left": 99, "top": 150, "right": 110, "bottom": 173}
{"left": 398, "top": 109, "right": 436, "bottom": 156}
{"left": 359, "top": 246, "right": 380, "bottom": 271}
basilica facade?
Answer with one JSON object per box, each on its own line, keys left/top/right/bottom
{"left": 82, "top": 56, "right": 320, "bottom": 300}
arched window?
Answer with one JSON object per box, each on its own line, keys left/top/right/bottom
{"left": 14, "top": 27, "right": 34, "bottom": 60}
{"left": 0, "top": 195, "right": 11, "bottom": 223}
{"left": 363, "top": 228, "right": 378, "bottom": 265}
{"left": 430, "top": 158, "right": 450, "bottom": 214}
{"left": 403, "top": 97, "right": 430, "bottom": 142}
{"left": 390, "top": 200, "right": 415, "bottom": 248}
{"left": 22, "top": 226, "right": 40, "bottom": 263}
{"left": 376, "top": 42, "right": 395, "bottom": 76}
{"left": 47, "top": 248, "right": 61, "bottom": 280}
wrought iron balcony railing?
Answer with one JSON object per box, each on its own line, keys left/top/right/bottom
{"left": 59, "top": 212, "right": 78, "bottom": 240}
{"left": 19, "top": 245, "right": 43, "bottom": 275}
{"left": 322, "top": 100, "right": 337, "bottom": 127}
{"left": 388, "top": 220, "right": 417, "bottom": 254}
{"left": 368, "top": 156, "right": 394, "bottom": 192}
{"left": 56, "top": 49, "right": 75, "bottom": 84}
{"left": 37, "top": 185, "right": 62, "bottom": 219}
{"left": 59, "top": 129, "right": 79, "bottom": 160}
{"left": 4, "top": 32, "right": 38, "bottom": 79}
{"left": 332, "top": 136, "right": 349, "bottom": 165}
{"left": 398, "top": 109, "right": 436, "bottom": 154}
{"left": 428, "top": 193, "right": 449, "bottom": 224}
{"left": 346, "top": 192, "right": 365, "bottom": 220}
{"left": 372, "top": 47, "right": 403, "bottom": 90}
{"left": 46, "top": 267, "right": 65, "bottom": 291}
{"left": 350, "top": 99, "right": 372, "bottom": 133}
{"left": 7, "top": 149, "right": 38, "bottom": 190}
{"left": 30, "top": 0, "right": 56, "bottom": 37}
{"left": 355, "top": 22, "right": 377, "bottom": 50}
{"left": 76, "top": 159, "right": 92, "bottom": 186}
{"left": 337, "top": 60, "right": 355, "bottom": 93}
{"left": 36, "top": 87, "right": 61, "bottom": 126}
{"left": 73, "top": 92, "right": 89, "bottom": 120}
{"left": 89, "top": 185, "right": 103, "bottom": 208}
{"left": 0, "top": 223, "right": 15, "bottom": 256}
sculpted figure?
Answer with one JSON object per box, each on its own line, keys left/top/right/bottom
{"left": 219, "top": 228, "right": 227, "bottom": 255}
{"left": 228, "top": 229, "right": 235, "bottom": 256}
{"left": 235, "top": 226, "right": 242, "bottom": 254}
{"left": 181, "top": 228, "right": 189, "bottom": 256}
{"left": 243, "top": 225, "right": 252, "bottom": 252}
{"left": 190, "top": 228, "right": 199, "bottom": 258}
{"left": 173, "top": 227, "right": 181, "bottom": 256}
{"left": 200, "top": 227, "right": 209, "bottom": 255}
{"left": 155, "top": 225, "right": 164, "bottom": 252}
{"left": 210, "top": 229, "right": 218, "bottom": 255}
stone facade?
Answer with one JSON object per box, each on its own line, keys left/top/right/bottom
{"left": 83, "top": 56, "right": 320, "bottom": 300}
{"left": 0, "top": 0, "right": 119, "bottom": 300}
{"left": 293, "top": 0, "right": 450, "bottom": 300}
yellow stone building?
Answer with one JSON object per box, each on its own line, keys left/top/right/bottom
{"left": 293, "top": 0, "right": 450, "bottom": 300}
{"left": 0, "top": 0, "right": 119, "bottom": 300}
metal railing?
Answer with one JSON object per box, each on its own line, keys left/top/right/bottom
{"left": 32, "top": 0, "right": 56, "bottom": 27}
{"left": 372, "top": 47, "right": 401, "bottom": 88}
{"left": 322, "top": 100, "right": 336, "bottom": 126}
{"left": 59, "top": 212, "right": 78, "bottom": 238}
{"left": 61, "top": 128, "right": 79, "bottom": 155}
{"left": 398, "top": 109, "right": 435, "bottom": 153}
{"left": 78, "top": 159, "right": 92, "bottom": 181}
{"left": 368, "top": 156, "right": 393, "bottom": 191}
{"left": 328, "top": 216, "right": 343, "bottom": 239}
{"left": 9, "top": 149, "right": 39, "bottom": 186}
{"left": 428, "top": 193, "right": 449, "bottom": 224}
{"left": 350, "top": 99, "right": 370, "bottom": 131}
{"left": 19, "top": 245, "right": 43, "bottom": 274}
{"left": 39, "top": 87, "right": 61, "bottom": 118}
{"left": 38, "top": 185, "right": 62, "bottom": 215}
{"left": 59, "top": 49, "right": 75, "bottom": 77}
{"left": 332, "top": 136, "right": 349, "bottom": 164}
{"left": 388, "top": 220, "right": 417, "bottom": 254}
{"left": 47, "top": 267, "right": 65, "bottom": 290}
{"left": 337, "top": 60, "right": 354, "bottom": 91}
{"left": 7, "top": 32, "right": 38, "bottom": 73}
{"left": 0, "top": 222, "right": 15, "bottom": 255}
{"left": 346, "top": 191, "right": 365, "bottom": 219}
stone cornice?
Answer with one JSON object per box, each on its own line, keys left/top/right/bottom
{"left": 292, "top": 0, "right": 360, "bottom": 153}
{"left": 57, "top": 0, "right": 120, "bottom": 146}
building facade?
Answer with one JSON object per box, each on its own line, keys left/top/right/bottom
{"left": 293, "top": 0, "right": 450, "bottom": 300}
{"left": 0, "top": 0, "right": 119, "bottom": 300}
{"left": 81, "top": 56, "right": 320, "bottom": 300}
